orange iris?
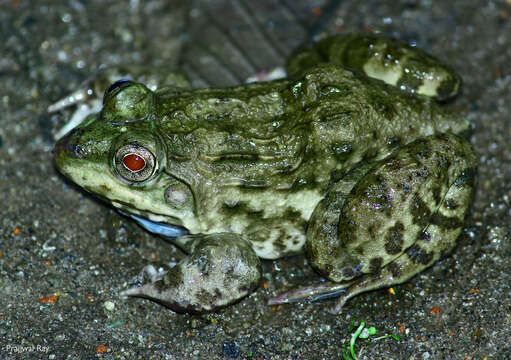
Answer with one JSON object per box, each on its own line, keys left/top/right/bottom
{"left": 123, "top": 154, "right": 145, "bottom": 172}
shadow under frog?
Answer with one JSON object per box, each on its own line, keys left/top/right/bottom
{"left": 53, "top": 34, "right": 476, "bottom": 313}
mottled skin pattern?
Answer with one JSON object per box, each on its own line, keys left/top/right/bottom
{"left": 53, "top": 34, "right": 476, "bottom": 313}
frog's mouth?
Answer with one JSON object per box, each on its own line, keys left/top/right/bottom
{"left": 103, "top": 196, "right": 185, "bottom": 228}
{"left": 96, "top": 195, "right": 190, "bottom": 238}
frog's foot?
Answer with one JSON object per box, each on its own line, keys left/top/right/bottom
{"left": 49, "top": 74, "right": 108, "bottom": 140}
{"left": 245, "top": 66, "right": 286, "bottom": 83}
{"left": 121, "top": 233, "right": 262, "bottom": 313}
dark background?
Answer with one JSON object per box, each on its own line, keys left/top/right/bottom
{"left": 1, "top": 0, "right": 510, "bottom": 358}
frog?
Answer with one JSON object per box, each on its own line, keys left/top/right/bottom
{"left": 52, "top": 34, "right": 477, "bottom": 314}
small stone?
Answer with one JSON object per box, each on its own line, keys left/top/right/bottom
{"left": 104, "top": 301, "right": 115, "bottom": 311}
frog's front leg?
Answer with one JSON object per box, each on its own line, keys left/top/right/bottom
{"left": 271, "top": 133, "right": 476, "bottom": 313}
{"left": 121, "top": 233, "right": 261, "bottom": 313}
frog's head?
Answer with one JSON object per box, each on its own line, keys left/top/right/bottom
{"left": 53, "top": 80, "right": 197, "bottom": 230}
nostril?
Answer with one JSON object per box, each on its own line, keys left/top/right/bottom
{"left": 53, "top": 128, "right": 85, "bottom": 159}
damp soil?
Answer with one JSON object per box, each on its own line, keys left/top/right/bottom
{"left": 1, "top": 0, "right": 510, "bottom": 359}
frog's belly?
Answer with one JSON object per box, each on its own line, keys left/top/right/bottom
{"left": 200, "top": 188, "right": 324, "bottom": 259}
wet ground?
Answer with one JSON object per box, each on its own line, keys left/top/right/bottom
{"left": 1, "top": 0, "right": 510, "bottom": 359}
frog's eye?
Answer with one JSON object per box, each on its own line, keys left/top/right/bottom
{"left": 114, "top": 144, "right": 156, "bottom": 183}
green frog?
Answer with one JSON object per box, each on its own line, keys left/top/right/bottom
{"left": 53, "top": 34, "right": 476, "bottom": 313}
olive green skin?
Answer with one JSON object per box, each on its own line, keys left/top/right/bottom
{"left": 54, "top": 34, "right": 476, "bottom": 313}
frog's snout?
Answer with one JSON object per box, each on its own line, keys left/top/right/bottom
{"left": 53, "top": 127, "right": 85, "bottom": 161}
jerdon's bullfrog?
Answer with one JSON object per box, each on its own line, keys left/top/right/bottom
{"left": 53, "top": 34, "right": 476, "bottom": 313}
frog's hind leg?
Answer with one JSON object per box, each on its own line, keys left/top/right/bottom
{"left": 329, "top": 136, "right": 477, "bottom": 312}
{"left": 121, "top": 233, "right": 261, "bottom": 313}
{"left": 287, "top": 33, "right": 461, "bottom": 101}
{"left": 268, "top": 162, "right": 376, "bottom": 307}
{"left": 302, "top": 133, "right": 476, "bottom": 313}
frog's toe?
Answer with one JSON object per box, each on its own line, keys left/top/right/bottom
{"left": 329, "top": 296, "right": 349, "bottom": 314}
{"left": 268, "top": 282, "right": 350, "bottom": 307}
{"left": 122, "top": 233, "right": 262, "bottom": 313}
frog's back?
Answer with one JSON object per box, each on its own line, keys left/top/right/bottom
{"left": 158, "top": 63, "right": 468, "bottom": 188}
{"left": 297, "top": 65, "right": 470, "bottom": 179}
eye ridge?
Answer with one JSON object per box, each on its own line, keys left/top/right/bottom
{"left": 104, "top": 79, "right": 133, "bottom": 104}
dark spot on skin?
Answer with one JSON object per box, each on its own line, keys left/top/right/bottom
{"left": 430, "top": 213, "right": 463, "bottom": 230}
{"left": 435, "top": 157, "right": 451, "bottom": 172}
{"left": 361, "top": 147, "right": 380, "bottom": 163}
{"left": 153, "top": 278, "right": 168, "bottom": 293}
{"left": 400, "top": 182, "right": 412, "bottom": 194}
{"left": 278, "top": 163, "right": 298, "bottom": 174}
{"left": 161, "top": 265, "right": 184, "bottom": 290}
{"left": 329, "top": 169, "right": 344, "bottom": 184}
{"left": 444, "top": 199, "right": 459, "bottom": 210}
{"left": 214, "top": 288, "right": 223, "bottom": 299}
{"left": 454, "top": 168, "right": 477, "bottom": 188}
{"left": 436, "top": 76, "right": 458, "bottom": 100}
{"left": 371, "top": 93, "right": 396, "bottom": 119}
{"left": 417, "top": 229, "right": 431, "bottom": 242}
{"left": 195, "top": 288, "right": 221, "bottom": 306}
{"left": 432, "top": 185, "right": 442, "bottom": 205}
{"left": 385, "top": 222, "right": 405, "bottom": 255}
{"left": 369, "top": 257, "right": 383, "bottom": 275}
{"left": 367, "top": 224, "right": 377, "bottom": 238}
{"left": 405, "top": 244, "right": 434, "bottom": 265}
{"left": 283, "top": 208, "right": 308, "bottom": 232}
{"left": 387, "top": 158, "right": 403, "bottom": 171}
{"left": 321, "top": 110, "right": 353, "bottom": 125}
{"left": 415, "top": 141, "right": 432, "bottom": 159}
{"left": 410, "top": 193, "right": 431, "bottom": 228}
{"left": 387, "top": 262, "right": 402, "bottom": 278}
{"left": 195, "top": 257, "right": 210, "bottom": 276}
{"left": 288, "top": 174, "right": 319, "bottom": 192}
{"left": 238, "top": 284, "right": 249, "bottom": 294}
{"left": 331, "top": 141, "right": 353, "bottom": 161}
{"left": 272, "top": 229, "right": 287, "bottom": 251}
{"left": 354, "top": 245, "right": 365, "bottom": 256}
{"left": 386, "top": 136, "right": 401, "bottom": 149}
{"left": 339, "top": 219, "right": 357, "bottom": 239}
{"left": 363, "top": 174, "right": 393, "bottom": 217}
{"left": 221, "top": 201, "right": 264, "bottom": 216}
{"left": 342, "top": 267, "right": 355, "bottom": 279}
{"left": 414, "top": 167, "right": 430, "bottom": 179}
